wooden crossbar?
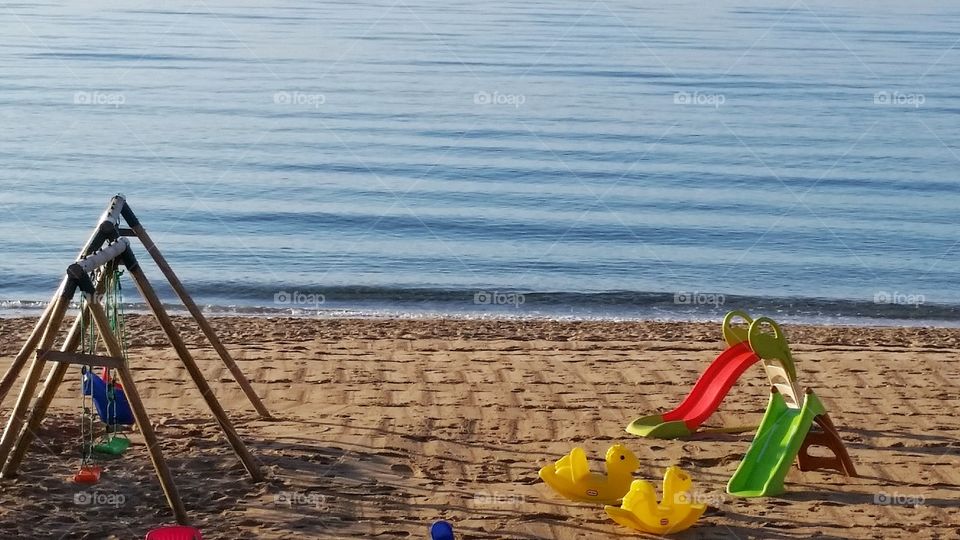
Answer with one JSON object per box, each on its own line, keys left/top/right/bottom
{"left": 37, "top": 350, "right": 125, "bottom": 370}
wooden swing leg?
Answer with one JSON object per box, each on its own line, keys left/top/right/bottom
{"left": 131, "top": 223, "right": 272, "bottom": 420}
{"left": 0, "top": 295, "right": 70, "bottom": 473}
{"left": 117, "top": 362, "right": 186, "bottom": 523}
{"left": 127, "top": 265, "right": 263, "bottom": 482}
{"left": 88, "top": 301, "right": 189, "bottom": 525}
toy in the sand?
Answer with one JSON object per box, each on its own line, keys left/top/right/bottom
{"left": 604, "top": 466, "right": 707, "bottom": 535}
{"left": 726, "top": 317, "right": 857, "bottom": 497}
{"left": 0, "top": 196, "right": 268, "bottom": 525}
{"left": 627, "top": 310, "right": 762, "bottom": 439}
{"left": 73, "top": 464, "right": 102, "bottom": 485}
{"left": 145, "top": 525, "right": 203, "bottom": 540}
{"left": 430, "top": 520, "right": 455, "bottom": 540}
{"left": 623, "top": 309, "right": 857, "bottom": 497}
{"left": 539, "top": 444, "right": 640, "bottom": 504}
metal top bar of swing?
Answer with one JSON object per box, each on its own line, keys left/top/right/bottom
{"left": 101, "top": 194, "right": 127, "bottom": 226}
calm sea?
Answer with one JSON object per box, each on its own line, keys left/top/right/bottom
{"left": 1, "top": 1, "right": 959, "bottom": 324}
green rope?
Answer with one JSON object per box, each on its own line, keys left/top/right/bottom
{"left": 77, "top": 267, "right": 132, "bottom": 459}
{"left": 102, "top": 269, "right": 127, "bottom": 443}
{"left": 78, "top": 294, "right": 95, "bottom": 466}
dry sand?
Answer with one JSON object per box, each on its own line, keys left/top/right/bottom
{"left": 0, "top": 316, "right": 957, "bottom": 539}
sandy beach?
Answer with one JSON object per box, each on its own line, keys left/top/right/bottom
{"left": 0, "top": 315, "right": 957, "bottom": 539}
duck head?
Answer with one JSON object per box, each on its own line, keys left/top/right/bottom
{"left": 662, "top": 465, "right": 694, "bottom": 504}
{"left": 621, "top": 478, "right": 657, "bottom": 512}
{"left": 605, "top": 444, "right": 640, "bottom": 473}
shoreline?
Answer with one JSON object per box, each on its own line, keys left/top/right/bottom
{"left": 4, "top": 314, "right": 960, "bottom": 348}
{"left": 3, "top": 288, "right": 958, "bottom": 328}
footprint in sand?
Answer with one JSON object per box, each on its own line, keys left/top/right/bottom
{"left": 391, "top": 463, "right": 415, "bottom": 477}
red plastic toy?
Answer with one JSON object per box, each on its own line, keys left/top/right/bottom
{"left": 73, "top": 464, "right": 102, "bottom": 485}
{"left": 145, "top": 525, "right": 203, "bottom": 540}
{"left": 626, "top": 311, "right": 760, "bottom": 438}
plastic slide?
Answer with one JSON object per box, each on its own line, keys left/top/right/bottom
{"left": 83, "top": 371, "right": 135, "bottom": 426}
{"left": 726, "top": 388, "right": 826, "bottom": 497}
{"left": 627, "top": 340, "right": 759, "bottom": 439}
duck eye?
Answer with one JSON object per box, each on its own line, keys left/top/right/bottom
{"left": 620, "top": 455, "right": 625, "bottom": 460}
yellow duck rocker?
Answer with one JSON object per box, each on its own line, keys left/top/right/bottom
{"left": 538, "top": 445, "right": 640, "bottom": 505}
{"left": 604, "top": 466, "right": 707, "bottom": 535}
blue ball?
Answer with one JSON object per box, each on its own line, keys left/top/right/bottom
{"left": 430, "top": 520, "right": 454, "bottom": 540}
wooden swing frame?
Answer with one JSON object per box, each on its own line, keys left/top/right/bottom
{"left": 0, "top": 196, "right": 269, "bottom": 524}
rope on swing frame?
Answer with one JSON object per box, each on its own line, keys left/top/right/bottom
{"left": 78, "top": 293, "right": 96, "bottom": 469}
{"left": 103, "top": 269, "right": 129, "bottom": 445}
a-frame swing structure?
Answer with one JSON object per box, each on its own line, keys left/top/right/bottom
{"left": 0, "top": 195, "right": 269, "bottom": 524}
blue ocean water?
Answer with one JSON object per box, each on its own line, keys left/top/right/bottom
{"left": 1, "top": 1, "right": 958, "bottom": 324}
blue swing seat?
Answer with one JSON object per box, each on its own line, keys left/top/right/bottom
{"left": 82, "top": 371, "right": 135, "bottom": 426}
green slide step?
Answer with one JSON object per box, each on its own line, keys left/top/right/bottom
{"left": 625, "top": 414, "right": 693, "bottom": 439}
{"left": 727, "top": 389, "right": 825, "bottom": 497}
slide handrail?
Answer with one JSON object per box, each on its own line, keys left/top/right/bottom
{"left": 721, "top": 310, "right": 753, "bottom": 347}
